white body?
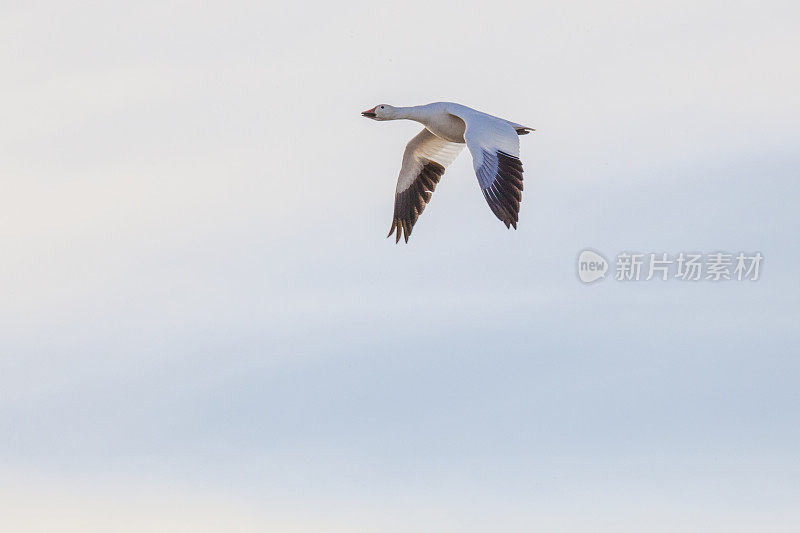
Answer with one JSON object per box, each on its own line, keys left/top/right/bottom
{"left": 381, "top": 102, "right": 531, "bottom": 144}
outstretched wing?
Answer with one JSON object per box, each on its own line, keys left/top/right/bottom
{"left": 450, "top": 109, "right": 525, "bottom": 229}
{"left": 388, "top": 128, "right": 464, "bottom": 243}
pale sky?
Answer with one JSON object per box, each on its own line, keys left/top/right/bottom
{"left": 1, "top": 1, "right": 799, "bottom": 531}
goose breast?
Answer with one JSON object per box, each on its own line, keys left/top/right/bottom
{"left": 426, "top": 113, "right": 467, "bottom": 143}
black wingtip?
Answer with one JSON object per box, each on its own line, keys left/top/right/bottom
{"left": 401, "top": 220, "right": 411, "bottom": 243}
{"left": 481, "top": 151, "right": 524, "bottom": 230}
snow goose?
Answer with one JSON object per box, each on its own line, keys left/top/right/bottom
{"left": 362, "top": 102, "right": 534, "bottom": 243}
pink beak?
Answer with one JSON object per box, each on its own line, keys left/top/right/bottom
{"left": 361, "top": 106, "right": 377, "bottom": 118}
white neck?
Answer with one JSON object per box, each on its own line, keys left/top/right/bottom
{"left": 392, "top": 105, "right": 430, "bottom": 123}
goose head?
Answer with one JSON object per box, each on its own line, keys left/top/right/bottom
{"left": 361, "top": 104, "right": 395, "bottom": 120}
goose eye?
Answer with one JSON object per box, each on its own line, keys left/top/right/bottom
{"left": 380, "top": 106, "right": 384, "bottom": 109}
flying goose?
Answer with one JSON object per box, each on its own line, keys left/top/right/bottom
{"left": 362, "top": 102, "right": 534, "bottom": 243}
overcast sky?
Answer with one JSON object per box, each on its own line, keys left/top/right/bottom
{"left": 1, "top": 1, "right": 799, "bottom": 531}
